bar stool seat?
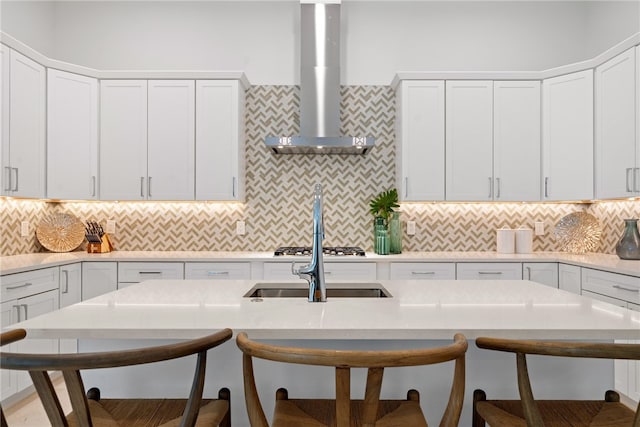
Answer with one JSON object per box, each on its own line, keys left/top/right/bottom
{"left": 472, "top": 336, "right": 640, "bottom": 427}
{"left": 236, "top": 332, "right": 468, "bottom": 427}
{"left": 1, "top": 328, "right": 232, "bottom": 427}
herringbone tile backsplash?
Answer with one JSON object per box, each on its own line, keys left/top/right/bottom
{"left": 1, "top": 85, "right": 639, "bottom": 256}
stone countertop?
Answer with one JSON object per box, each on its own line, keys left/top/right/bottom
{"left": 1, "top": 250, "right": 639, "bottom": 277}
{"left": 14, "top": 279, "right": 640, "bottom": 341}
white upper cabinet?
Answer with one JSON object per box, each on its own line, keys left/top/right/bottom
{"left": 493, "top": 81, "right": 541, "bottom": 201}
{"left": 147, "top": 80, "right": 195, "bottom": 200}
{"left": 446, "top": 81, "right": 494, "bottom": 201}
{"left": 595, "top": 47, "right": 637, "bottom": 199}
{"left": 100, "top": 80, "right": 148, "bottom": 200}
{"left": 47, "top": 69, "right": 98, "bottom": 200}
{"left": 195, "top": 80, "right": 245, "bottom": 201}
{"left": 395, "top": 80, "right": 445, "bottom": 201}
{"left": 0, "top": 45, "right": 8, "bottom": 196}
{"left": 100, "top": 80, "right": 196, "bottom": 201}
{"left": 542, "top": 70, "right": 594, "bottom": 201}
{"left": 2, "top": 48, "right": 46, "bottom": 198}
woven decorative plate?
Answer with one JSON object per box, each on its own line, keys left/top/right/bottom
{"left": 554, "top": 212, "right": 602, "bottom": 254}
{"left": 36, "top": 213, "right": 85, "bottom": 252}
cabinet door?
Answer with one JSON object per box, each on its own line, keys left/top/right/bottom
{"left": 636, "top": 45, "right": 640, "bottom": 194}
{"left": 456, "top": 263, "right": 522, "bottom": 280}
{"left": 82, "top": 262, "right": 118, "bottom": 300}
{"left": 185, "top": 262, "right": 251, "bottom": 280}
{"left": 523, "top": 263, "right": 558, "bottom": 288}
{"left": 389, "top": 262, "right": 455, "bottom": 280}
{"left": 8, "top": 49, "right": 46, "bottom": 198}
{"left": 59, "top": 263, "right": 82, "bottom": 354}
{"left": 628, "top": 303, "right": 640, "bottom": 403}
{"left": 0, "top": 300, "right": 18, "bottom": 400}
{"left": 0, "top": 45, "right": 8, "bottom": 196}
{"left": 148, "top": 80, "right": 195, "bottom": 200}
{"left": 47, "top": 69, "right": 99, "bottom": 200}
{"left": 446, "top": 81, "right": 494, "bottom": 201}
{"left": 59, "top": 263, "right": 82, "bottom": 308}
{"left": 15, "top": 289, "right": 60, "bottom": 391}
{"left": 542, "top": 70, "right": 594, "bottom": 201}
{"left": 396, "top": 81, "right": 445, "bottom": 201}
{"left": 558, "top": 264, "right": 581, "bottom": 294}
{"left": 595, "top": 48, "right": 636, "bottom": 199}
{"left": 100, "top": 80, "right": 148, "bottom": 200}
{"left": 493, "top": 81, "right": 541, "bottom": 201}
{"left": 195, "top": 80, "right": 245, "bottom": 201}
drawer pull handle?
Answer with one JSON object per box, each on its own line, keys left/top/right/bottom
{"left": 207, "top": 271, "right": 229, "bottom": 276}
{"left": 61, "top": 270, "right": 69, "bottom": 294}
{"left": 14, "top": 305, "right": 21, "bottom": 322}
{"left": 22, "top": 304, "right": 28, "bottom": 320}
{"left": 412, "top": 271, "right": 435, "bottom": 275}
{"left": 6, "top": 282, "right": 33, "bottom": 290}
{"left": 138, "top": 271, "right": 162, "bottom": 275}
{"left": 613, "top": 285, "right": 639, "bottom": 293}
{"left": 478, "top": 271, "right": 503, "bottom": 275}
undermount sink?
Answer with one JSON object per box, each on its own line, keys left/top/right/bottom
{"left": 244, "top": 283, "right": 392, "bottom": 298}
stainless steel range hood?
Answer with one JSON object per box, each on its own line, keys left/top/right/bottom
{"left": 265, "top": 1, "right": 375, "bottom": 155}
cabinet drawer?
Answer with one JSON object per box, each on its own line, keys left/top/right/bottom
{"left": 581, "top": 268, "right": 640, "bottom": 305}
{"left": 118, "top": 262, "right": 184, "bottom": 283}
{"left": 582, "top": 290, "right": 629, "bottom": 308}
{"left": 456, "top": 263, "right": 522, "bottom": 280}
{"left": 389, "top": 263, "right": 455, "bottom": 280}
{"left": 185, "top": 262, "right": 251, "bottom": 280}
{"left": 263, "top": 262, "right": 377, "bottom": 281}
{"left": 1, "top": 267, "right": 59, "bottom": 302}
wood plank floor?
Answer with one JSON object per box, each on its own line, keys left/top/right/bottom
{"left": 3, "top": 377, "right": 71, "bottom": 427}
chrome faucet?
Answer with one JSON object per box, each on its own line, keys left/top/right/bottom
{"left": 292, "top": 184, "right": 326, "bottom": 302}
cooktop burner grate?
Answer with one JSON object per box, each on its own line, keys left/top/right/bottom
{"left": 274, "top": 246, "right": 366, "bottom": 256}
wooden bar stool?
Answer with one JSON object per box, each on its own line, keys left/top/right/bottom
{"left": 473, "top": 336, "right": 640, "bottom": 427}
{"left": 1, "top": 328, "right": 233, "bottom": 427}
{"left": 236, "top": 332, "right": 468, "bottom": 427}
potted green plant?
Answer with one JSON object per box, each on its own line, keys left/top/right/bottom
{"left": 369, "top": 189, "right": 401, "bottom": 254}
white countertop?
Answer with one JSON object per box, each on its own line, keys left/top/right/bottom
{"left": 15, "top": 279, "right": 640, "bottom": 341}
{"left": 1, "top": 250, "right": 640, "bottom": 277}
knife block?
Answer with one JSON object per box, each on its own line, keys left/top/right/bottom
{"left": 87, "top": 233, "right": 114, "bottom": 253}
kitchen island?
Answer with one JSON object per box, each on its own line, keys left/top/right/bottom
{"left": 14, "top": 279, "right": 640, "bottom": 426}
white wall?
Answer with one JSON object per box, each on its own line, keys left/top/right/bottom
{"left": 584, "top": 1, "right": 640, "bottom": 58}
{"left": 1, "top": 1, "right": 638, "bottom": 85}
{"left": 0, "top": 1, "right": 55, "bottom": 57}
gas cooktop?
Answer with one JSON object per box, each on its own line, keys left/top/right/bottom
{"left": 274, "top": 246, "right": 366, "bottom": 256}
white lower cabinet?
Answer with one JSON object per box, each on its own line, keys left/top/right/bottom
{"left": 117, "top": 262, "right": 184, "bottom": 288}
{"left": 184, "top": 262, "right": 250, "bottom": 280}
{"left": 59, "top": 263, "right": 82, "bottom": 354}
{"left": 558, "top": 264, "right": 581, "bottom": 294}
{"left": 581, "top": 268, "right": 640, "bottom": 306}
{"left": 456, "top": 263, "right": 522, "bottom": 280}
{"left": 82, "top": 262, "right": 117, "bottom": 300}
{"left": 522, "top": 263, "right": 558, "bottom": 288}
{"left": 263, "top": 262, "right": 377, "bottom": 281}
{"left": 580, "top": 268, "right": 640, "bottom": 405}
{"left": 1, "top": 267, "right": 59, "bottom": 401}
{"left": 628, "top": 303, "right": 640, "bottom": 403}
{"left": 389, "top": 263, "right": 455, "bottom": 280}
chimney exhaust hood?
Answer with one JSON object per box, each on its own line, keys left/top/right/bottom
{"left": 265, "top": 1, "right": 375, "bottom": 155}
